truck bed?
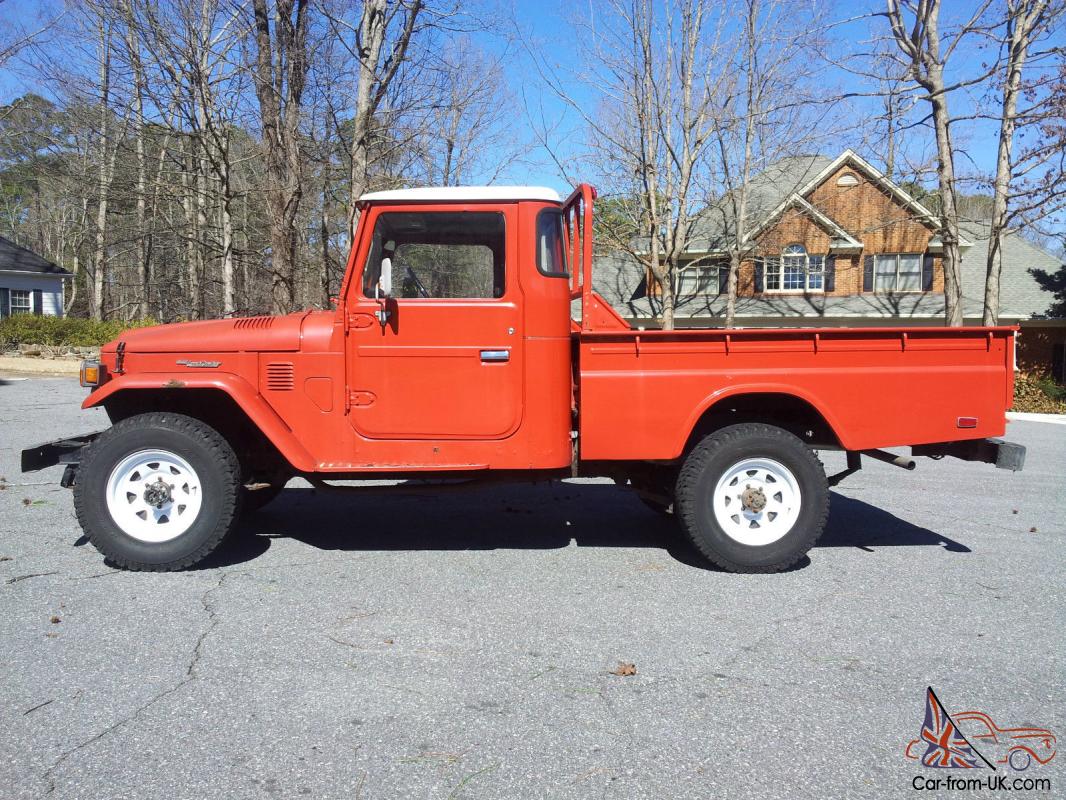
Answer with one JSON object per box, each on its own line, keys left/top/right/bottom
{"left": 575, "top": 325, "right": 1016, "bottom": 461}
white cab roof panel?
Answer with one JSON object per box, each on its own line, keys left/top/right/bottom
{"left": 359, "top": 186, "right": 562, "bottom": 203}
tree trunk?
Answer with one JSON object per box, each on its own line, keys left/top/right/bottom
{"left": 124, "top": 4, "right": 149, "bottom": 319}
{"left": 182, "top": 141, "right": 201, "bottom": 319}
{"left": 983, "top": 0, "right": 1047, "bottom": 325}
{"left": 929, "top": 88, "right": 964, "bottom": 327}
{"left": 91, "top": 21, "right": 112, "bottom": 321}
{"left": 252, "top": 0, "right": 308, "bottom": 316}
{"left": 347, "top": 0, "right": 386, "bottom": 241}
{"left": 221, "top": 190, "right": 235, "bottom": 316}
{"left": 725, "top": 251, "right": 741, "bottom": 328}
{"left": 345, "top": 0, "right": 423, "bottom": 240}
{"left": 659, "top": 272, "right": 676, "bottom": 330}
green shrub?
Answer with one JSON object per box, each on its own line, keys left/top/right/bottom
{"left": 0, "top": 315, "right": 157, "bottom": 348}
{"left": 1013, "top": 371, "right": 1066, "bottom": 414}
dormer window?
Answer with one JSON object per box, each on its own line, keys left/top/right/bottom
{"left": 836, "top": 172, "right": 859, "bottom": 187}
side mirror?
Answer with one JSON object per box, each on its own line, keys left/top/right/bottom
{"left": 377, "top": 257, "right": 393, "bottom": 298}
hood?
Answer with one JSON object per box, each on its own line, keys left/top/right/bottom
{"left": 104, "top": 313, "right": 310, "bottom": 354}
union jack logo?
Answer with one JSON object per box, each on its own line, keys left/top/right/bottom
{"left": 920, "top": 687, "right": 993, "bottom": 769}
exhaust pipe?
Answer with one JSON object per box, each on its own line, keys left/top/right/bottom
{"left": 860, "top": 448, "right": 916, "bottom": 471}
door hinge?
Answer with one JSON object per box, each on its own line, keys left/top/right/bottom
{"left": 345, "top": 312, "right": 375, "bottom": 333}
{"left": 346, "top": 390, "right": 376, "bottom": 412}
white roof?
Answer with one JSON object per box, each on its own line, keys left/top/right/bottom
{"left": 359, "top": 186, "right": 562, "bottom": 203}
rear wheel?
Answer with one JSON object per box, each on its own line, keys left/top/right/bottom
{"left": 73, "top": 413, "right": 242, "bottom": 571}
{"left": 675, "top": 423, "right": 828, "bottom": 573}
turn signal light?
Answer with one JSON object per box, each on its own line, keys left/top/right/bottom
{"left": 80, "top": 360, "right": 105, "bottom": 388}
{"left": 957, "top": 416, "right": 978, "bottom": 428}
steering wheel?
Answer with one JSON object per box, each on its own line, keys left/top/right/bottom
{"left": 405, "top": 265, "right": 430, "bottom": 298}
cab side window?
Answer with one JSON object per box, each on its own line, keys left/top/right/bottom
{"left": 362, "top": 211, "right": 506, "bottom": 299}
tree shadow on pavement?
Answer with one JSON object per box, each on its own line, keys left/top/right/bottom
{"left": 202, "top": 483, "right": 968, "bottom": 570}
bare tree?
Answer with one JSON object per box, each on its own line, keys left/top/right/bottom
{"left": 715, "top": 0, "right": 828, "bottom": 328}
{"left": 414, "top": 38, "right": 521, "bottom": 186}
{"left": 251, "top": 0, "right": 309, "bottom": 315}
{"left": 886, "top": 0, "right": 996, "bottom": 326}
{"left": 324, "top": 0, "right": 424, "bottom": 241}
{"left": 89, "top": 14, "right": 125, "bottom": 320}
{"left": 982, "top": 0, "right": 1062, "bottom": 324}
{"left": 0, "top": 0, "right": 65, "bottom": 67}
{"left": 531, "top": 0, "right": 732, "bottom": 329}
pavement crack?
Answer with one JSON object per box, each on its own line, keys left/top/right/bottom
{"left": 186, "top": 572, "right": 228, "bottom": 679}
{"left": 38, "top": 572, "right": 230, "bottom": 794}
{"left": 5, "top": 571, "right": 59, "bottom": 585}
{"left": 23, "top": 698, "right": 56, "bottom": 716}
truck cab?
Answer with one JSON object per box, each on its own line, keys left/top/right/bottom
{"left": 336, "top": 186, "right": 573, "bottom": 470}
{"left": 21, "top": 183, "right": 1026, "bottom": 574}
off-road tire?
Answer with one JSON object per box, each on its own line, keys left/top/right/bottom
{"left": 675, "top": 423, "right": 829, "bottom": 573}
{"left": 73, "top": 412, "right": 242, "bottom": 571}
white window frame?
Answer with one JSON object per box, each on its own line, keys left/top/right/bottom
{"left": 872, "top": 253, "right": 924, "bottom": 293}
{"left": 763, "top": 244, "right": 825, "bottom": 293}
{"left": 9, "top": 289, "right": 32, "bottom": 314}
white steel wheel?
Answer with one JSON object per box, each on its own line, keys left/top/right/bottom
{"left": 711, "top": 457, "right": 802, "bottom": 546}
{"left": 104, "top": 449, "right": 204, "bottom": 543}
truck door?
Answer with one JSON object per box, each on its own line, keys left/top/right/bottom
{"left": 345, "top": 205, "right": 523, "bottom": 440}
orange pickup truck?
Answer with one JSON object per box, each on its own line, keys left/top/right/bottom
{"left": 21, "top": 184, "right": 1025, "bottom": 573}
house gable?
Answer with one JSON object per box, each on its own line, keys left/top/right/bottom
{"left": 736, "top": 152, "right": 949, "bottom": 298}
{"left": 805, "top": 162, "right": 936, "bottom": 255}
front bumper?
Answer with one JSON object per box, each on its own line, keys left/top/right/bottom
{"left": 912, "top": 438, "right": 1026, "bottom": 471}
{"left": 21, "top": 432, "right": 103, "bottom": 486}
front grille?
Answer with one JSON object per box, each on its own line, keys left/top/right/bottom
{"left": 265, "top": 361, "right": 295, "bottom": 391}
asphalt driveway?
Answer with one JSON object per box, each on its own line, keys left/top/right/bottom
{"left": 1, "top": 375, "right": 1063, "bottom": 799}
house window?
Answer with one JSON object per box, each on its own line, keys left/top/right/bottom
{"left": 9, "top": 289, "right": 32, "bottom": 314}
{"left": 765, "top": 245, "right": 824, "bottom": 292}
{"left": 836, "top": 172, "right": 859, "bottom": 187}
{"left": 678, "top": 263, "right": 721, "bottom": 296}
{"left": 874, "top": 254, "right": 922, "bottom": 292}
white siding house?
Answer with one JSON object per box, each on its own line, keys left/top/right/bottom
{"left": 0, "top": 236, "right": 72, "bottom": 318}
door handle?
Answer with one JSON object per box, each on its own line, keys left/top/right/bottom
{"left": 480, "top": 349, "right": 510, "bottom": 363}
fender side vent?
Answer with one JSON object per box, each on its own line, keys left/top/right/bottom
{"left": 235, "top": 316, "right": 274, "bottom": 330}
{"left": 265, "top": 361, "right": 295, "bottom": 391}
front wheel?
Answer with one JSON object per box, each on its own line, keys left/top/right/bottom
{"left": 73, "top": 413, "right": 242, "bottom": 571}
{"left": 674, "top": 423, "right": 829, "bottom": 573}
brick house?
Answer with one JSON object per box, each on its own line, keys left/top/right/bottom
{"left": 596, "top": 149, "right": 1066, "bottom": 379}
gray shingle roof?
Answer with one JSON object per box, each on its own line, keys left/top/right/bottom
{"left": 0, "top": 236, "right": 71, "bottom": 275}
{"left": 687, "top": 155, "right": 835, "bottom": 251}
{"left": 957, "top": 221, "right": 1063, "bottom": 319}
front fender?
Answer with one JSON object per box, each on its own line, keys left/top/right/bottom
{"left": 83, "top": 372, "right": 317, "bottom": 472}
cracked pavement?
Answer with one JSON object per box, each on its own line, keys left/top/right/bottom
{"left": 1, "top": 375, "right": 1063, "bottom": 799}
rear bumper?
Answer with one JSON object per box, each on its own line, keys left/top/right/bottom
{"left": 21, "top": 432, "right": 102, "bottom": 474}
{"left": 911, "top": 438, "right": 1026, "bottom": 471}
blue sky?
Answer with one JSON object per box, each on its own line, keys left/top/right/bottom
{"left": 1, "top": 0, "right": 1061, "bottom": 197}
